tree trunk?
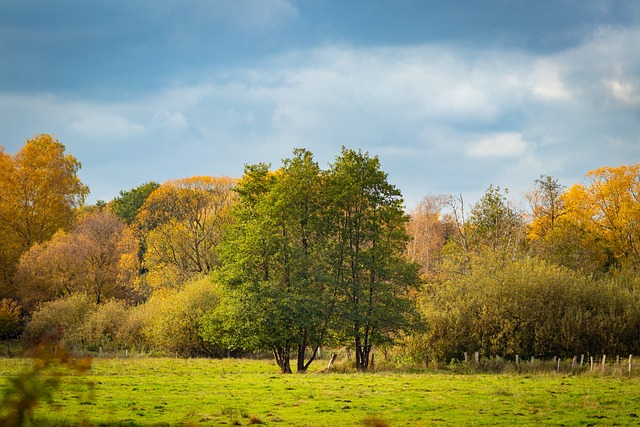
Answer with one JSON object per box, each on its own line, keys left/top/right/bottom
{"left": 273, "top": 345, "right": 292, "bottom": 374}
{"left": 355, "top": 336, "right": 372, "bottom": 372}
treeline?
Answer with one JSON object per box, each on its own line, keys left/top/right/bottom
{"left": 1, "top": 134, "right": 639, "bottom": 372}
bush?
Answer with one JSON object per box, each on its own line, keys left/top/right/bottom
{"left": 23, "top": 294, "right": 97, "bottom": 349}
{"left": 142, "top": 276, "right": 225, "bottom": 357}
{"left": 417, "top": 252, "right": 640, "bottom": 361}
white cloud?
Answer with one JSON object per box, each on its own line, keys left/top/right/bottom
{"left": 68, "top": 112, "right": 146, "bottom": 138}
{"left": 607, "top": 79, "right": 640, "bottom": 105}
{"left": 466, "top": 133, "right": 529, "bottom": 158}
{"left": 1, "top": 26, "right": 638, "bottom": 207}
{"left": 153, "top": 111, "right": 189, "bottom": 131}
{"left": 531, "top": 60, "right": 571, "bottom": 101}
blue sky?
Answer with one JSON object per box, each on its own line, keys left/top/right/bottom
{"left": 1, "top": 0, "right": 639, "bottom": 209}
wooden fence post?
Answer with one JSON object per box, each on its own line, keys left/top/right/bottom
{"left": 580, "top": 354, "right": 584, "bottom": 368}
{"left": 601, "top": 354, "right": 606, "bottom": 371}
{"left": 475, "top": 352, "right": 479, "bottom": 364}
{"left": 629, "top": 355, "right": 633, "bottom": 373}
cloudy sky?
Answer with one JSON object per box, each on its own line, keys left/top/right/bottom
{"left": 1, "top": 0, "right": 639, "bottom": 209}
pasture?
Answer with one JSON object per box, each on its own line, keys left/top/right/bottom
{"left": 2, "top": 357, "right": 640, "bottom": 426}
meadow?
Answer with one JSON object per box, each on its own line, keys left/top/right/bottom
{"left": 3, "top": 356, "right": 640, "bottom": 426}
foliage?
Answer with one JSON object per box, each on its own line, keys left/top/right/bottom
{"left": 327, "top": 148, "right": 421, "bottom": 371}
{"left": 0, "top": 135, "right": 88, "bottom": 299}
{"left": 218, "top": 148, "right": 420, "bottom": 372}
{"left": 218, "top": 150, "right": 335, "bottom": 373}
{"left": 141, "top": 275, "right": 224, "bottom": 357}
{"left": 109, "top": 181, "right": 160, "bottom": 225}
{"left": 0, "top": 339, "right": 91, "bottom": 427}
{"left": 14, "top": 210, "right": 140, "bottom": 310}
{"left": 406, "top": 194, "right": 451, "bottom": 275}
{"left": 135, "top": 176, "right": 237, "bottom": 289}
{"left": 0, "top": 298, "right": 22, "bottom": 340}
{"left": 21, "top": 294, "right": 97, "bottom": 349}
{"left": 418, "top": 251, "right": 640, "bottom": 361}
{"left": 561, "top": 164, "right": 640, "bottom": 271}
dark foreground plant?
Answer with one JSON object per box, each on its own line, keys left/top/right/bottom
{"left": 0, "top": 331, "right": 92, "bottom": 427}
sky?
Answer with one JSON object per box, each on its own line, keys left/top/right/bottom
{"left": 1, "top": 0, "right": 639, "bottom": 209}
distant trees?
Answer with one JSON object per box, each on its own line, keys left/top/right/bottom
{"left": 135, "top": 176, "right": 237, "bottom": 289}
{"left": 4, "top": 132, "right": 640, "bottom": 371}
{"left": 14, "top": 211, "right": 139, "bottom": 309}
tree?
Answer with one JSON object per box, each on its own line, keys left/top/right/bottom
{"left": 109, "top": 181, "right": 160, "bottom": 225}
{"left": 219, "top": 150, "right": 334, "bottom": 373}
{"left": 467, "top": 185, "right": 524, "bottom": 254}
{"left": 0, "top": 135, "right": 88, "bottom": 299}
{"left": 406, "top": 194, "right": 451, "bottom": 275}
{"left": 327, "top": 148, "right": 421, "bottom": 372}
{"left": 561, "top": 164, "right": 640, "bottom": 270}
{"left": 15, "top": 211, "right": 139, "bottom": 309}
{"left": 135, "top": 176, "right": 237, "bottom": 289}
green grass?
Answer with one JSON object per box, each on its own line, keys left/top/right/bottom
{"left": 3, "top": 357, "right": 640, "bottom": 426}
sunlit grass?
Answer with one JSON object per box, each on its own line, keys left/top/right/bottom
{"left": 2, "top": 357, "right": 640, "bottom": 426}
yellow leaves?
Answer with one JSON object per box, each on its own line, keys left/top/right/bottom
{"left": 0, "top": 135, "right": 89, "bottom": 292}
{"left": 136, "top": 176, "right": 238, "bottom": 289}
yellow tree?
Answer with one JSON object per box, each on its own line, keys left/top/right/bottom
{"left": 135, "top": 176, "right": 237, "bottom": 289}
{"left": 560, "top": 163, "right": 640, "bottom": 271}
{"left": 0, "top": 135, "right": 88, "bottom": 298}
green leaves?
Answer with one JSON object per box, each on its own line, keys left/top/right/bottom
{"left": 216, "top": 147, "right": 421, "bottom": 372}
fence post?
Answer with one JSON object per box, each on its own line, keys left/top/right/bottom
{"left": 590, "top": 356, "right": 594, "bottom": 371}
{"left": 629, "top": 355, "right": 633, "bottom": 373}
{"left": 571, "top": 356, "right": 577, "bottom": 371}
{"left": 601, "top": 354, "right": 606, "bottom": 371}
{"left": 515, "top": 355, "right": 519, "bottom": 369}
{"left": 557, "top": 357, "right": 561, "bottom": 372}
{"left": 580, "top": 354, "right": 584, "bottom": 368}
{"left": 475, "top": 352, "right": 479, "bottom": 364}
{"left": 464, "top": 352, "right": 468, "bottom": 364}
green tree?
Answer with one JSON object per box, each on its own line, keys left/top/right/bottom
{"left": 327, "top": 148, "right": 421, "bottom": 372}
{"left": 109, "top": 181, "right": 160, "bottom": 225}
{"left": 468, "top": 185, "right": 524, "bottom": 253}
{"left": 219, "top": 150, "right": 334, "bottom": 373}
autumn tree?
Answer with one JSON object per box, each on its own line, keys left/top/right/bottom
{"left": 0, "top": 135, "right": 88, "bottom": 298}
{"left": 561, "top": 164, "right": 640, "bottom": 270}
{"left": 14, "top": 211, "right": 139, "bottom": 309}
{"left": 327, "top": 148, "right": 421, "bottom": 372}
{"left": 134, "top": 176, "right": 237, "bottom": 289}
{"left": 406, "top": 194, "right": 451, "bottom": 275}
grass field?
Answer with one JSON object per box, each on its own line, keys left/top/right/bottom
{"left": 2, "top": 356, "right": 640, "bottom": 426}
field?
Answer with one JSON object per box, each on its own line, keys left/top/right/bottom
{"left": 2, "top": 357, "right": 640, "bottom": 426}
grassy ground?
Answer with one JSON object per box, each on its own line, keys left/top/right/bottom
{"left": 2, "top": 356, "right": 640, "bottom": 426}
